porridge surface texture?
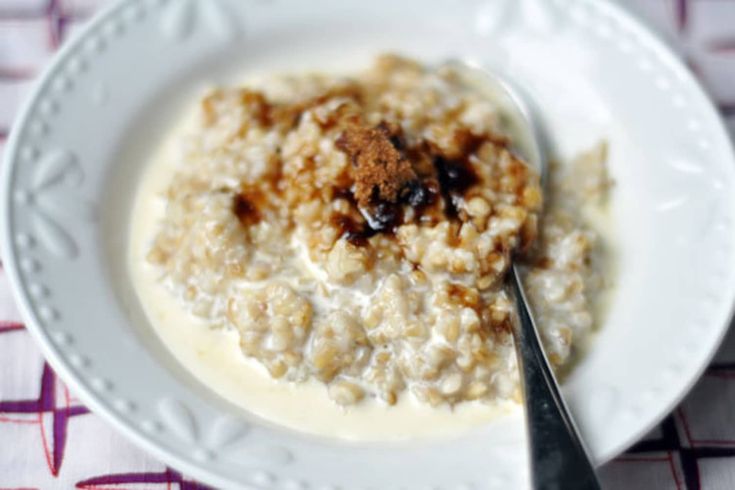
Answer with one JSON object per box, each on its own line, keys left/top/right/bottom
{"left": 146, "top": 55, "right": 609, "bottom": 407}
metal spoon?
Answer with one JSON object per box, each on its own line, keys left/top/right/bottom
{"left": 444, "top": 60, "right": 601, "bottom": 490}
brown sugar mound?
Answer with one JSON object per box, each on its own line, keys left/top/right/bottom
{"left": 335, "top": 122, "right": 417, "bottom": 209}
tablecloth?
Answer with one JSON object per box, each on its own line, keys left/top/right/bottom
{"left": 1, "top": 1, "right": 734, "bottom": 488}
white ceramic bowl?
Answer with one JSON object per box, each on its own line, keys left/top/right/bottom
{"left": 2, "top": 0, "right": 735, "bottom": 488}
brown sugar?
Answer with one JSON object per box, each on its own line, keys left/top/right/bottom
{"left": 335, "top": 121, "right": 417, "bottom": 209}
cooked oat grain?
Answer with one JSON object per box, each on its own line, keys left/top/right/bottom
{"left": 148, "top": 55, "right": 609, "bottom": 406}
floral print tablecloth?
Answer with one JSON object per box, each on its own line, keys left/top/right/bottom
{"left": 1, "top": 1, "right": 734, "bottom": 488}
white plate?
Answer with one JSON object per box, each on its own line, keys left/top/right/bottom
{"left": 2, "top": 0, "right": 735, "bottom": 488}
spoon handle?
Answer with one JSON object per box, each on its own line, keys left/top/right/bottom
{"left": 510, "top": 265, "right": 601, "bottom": 490}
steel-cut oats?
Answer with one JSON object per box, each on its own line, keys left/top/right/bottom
{"left": 147, "top": 55, "right": 609, "bottom": 407}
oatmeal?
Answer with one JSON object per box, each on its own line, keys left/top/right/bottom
{"left": 144, "top": 55, "right": 609, "bottom": 408}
